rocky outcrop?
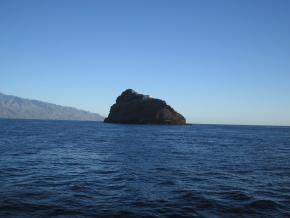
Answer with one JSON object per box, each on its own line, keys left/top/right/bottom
{"left": 104, "top": 89, "right": 186, "bottom": 125}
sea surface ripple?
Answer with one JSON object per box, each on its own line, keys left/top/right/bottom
{"left": 0, "top": 119, "right": 290, "bottom": 217}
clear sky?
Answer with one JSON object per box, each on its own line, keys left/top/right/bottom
{"left": 1, "top": 0, "right": 290, "bottom": 126}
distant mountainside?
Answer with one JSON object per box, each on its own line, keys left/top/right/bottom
{"left": 0, "top": 92, "right": 104, "bottom": 121}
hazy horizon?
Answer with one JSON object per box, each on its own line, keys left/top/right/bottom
{"left": 1, "top": 0, "right": 290, "bottom": 126}
{"left": 0, "top": 90, "right": 289, "bottom": 127}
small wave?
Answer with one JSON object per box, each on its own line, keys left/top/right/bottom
{"left": 48, "top": 208, "right": 84, "bottom": 217}
{"left": 69, "top": 184, "right": 91, "bottom": 192}
{"left": 176, "top": 190, "right": 217, "bottom": 210}
{"left": 246, "top": 199, "right": 282, "bottom": 210}
{"left": 158, "top": 180, "right": 176, "bottom": 186}
{"left": 219, "top": 190, "right": 252, "bottom": 201}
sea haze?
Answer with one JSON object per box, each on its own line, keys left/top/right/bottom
{"left": 0, "top": 119, "right": 290, "bottom": 217}
{"left": 0, "top": 93, "right": 103, "bottom": 121}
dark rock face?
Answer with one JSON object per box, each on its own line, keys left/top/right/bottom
{"left": 104, "top": 89, "right": 186, "bottom": 125}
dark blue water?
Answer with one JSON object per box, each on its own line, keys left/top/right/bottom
{"left": 0, "top": 119, "right": 290, "bottom": 217}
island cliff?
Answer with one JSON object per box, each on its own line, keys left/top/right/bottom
{"left": 104, "top": 89, "right": 186, "bottom": 125}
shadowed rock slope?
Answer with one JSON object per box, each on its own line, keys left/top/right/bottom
{"left": 104, "top": 89, "right": 186, "bottom": 125}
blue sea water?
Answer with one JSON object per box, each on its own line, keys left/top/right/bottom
{"left": 0, "top": 119, "right": 290, "bottom": 218}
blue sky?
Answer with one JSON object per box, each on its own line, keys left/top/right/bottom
{"left": 1, "top": 0, "right": 290, "bottom": 125}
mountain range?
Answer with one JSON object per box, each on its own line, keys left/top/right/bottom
{"left": 0, "top": 92, "right": 104, "bottom": 121}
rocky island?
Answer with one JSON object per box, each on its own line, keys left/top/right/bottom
{"left": 104, "top": 89, "right": 186, "bottom": 125}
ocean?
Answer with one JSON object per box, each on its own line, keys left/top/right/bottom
{"left": 0, "top": 119, "right": 289, "bottom": 217}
